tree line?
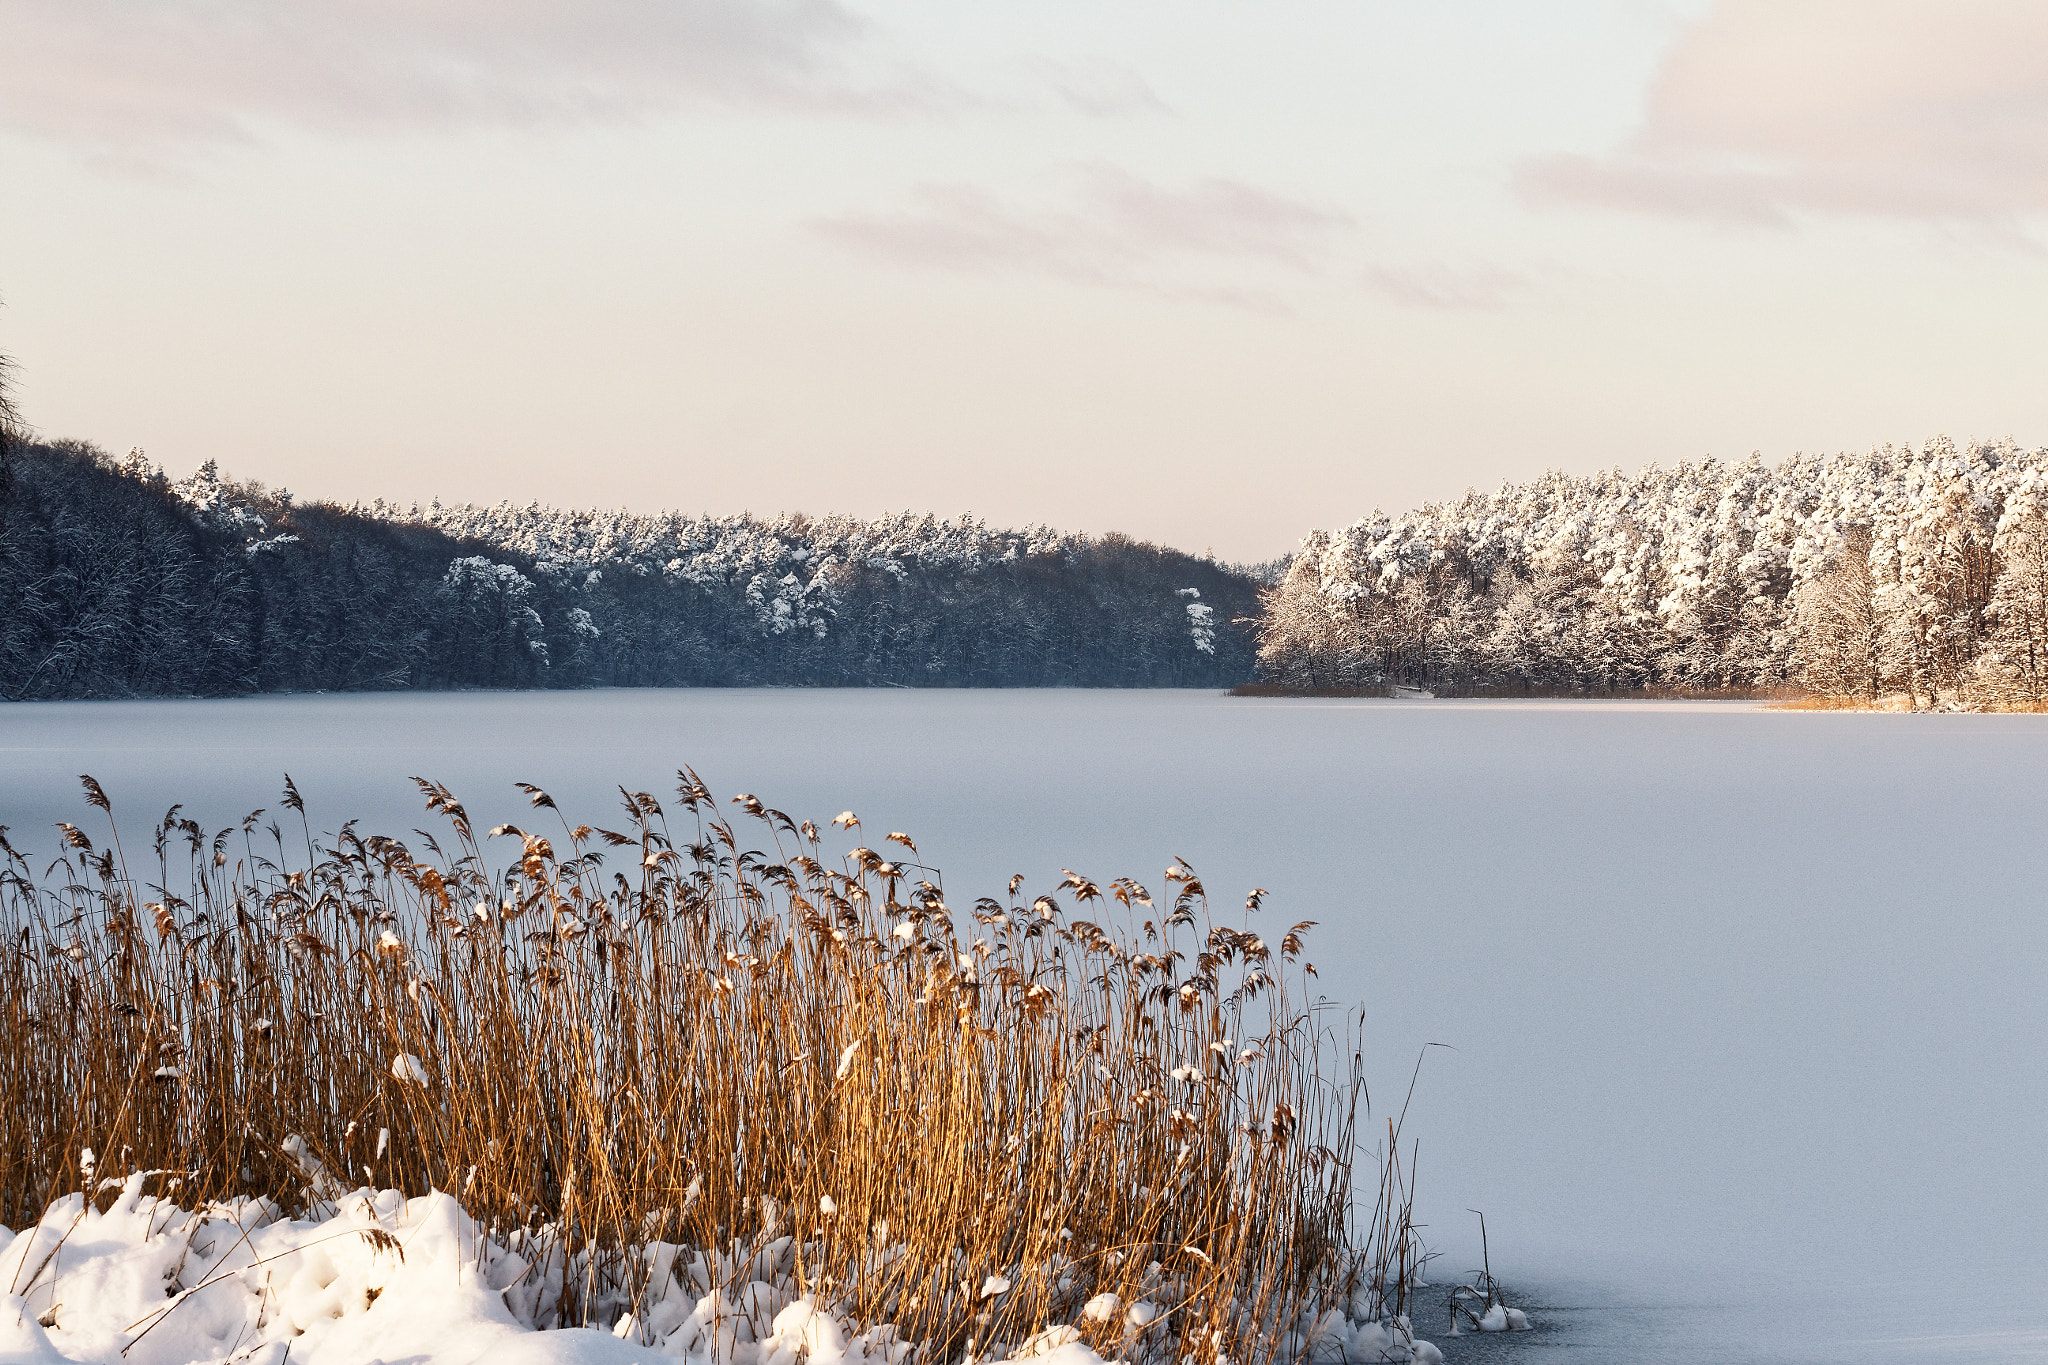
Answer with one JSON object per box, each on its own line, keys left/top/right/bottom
{"left": 0, "top": 435, "right": 1258, "bottom": 701}
{"left": 16, "top": 332, "right": 2042, "bottom": 711}
{"left": 1255, "top": 438, "right": 2048, "bottom": 706}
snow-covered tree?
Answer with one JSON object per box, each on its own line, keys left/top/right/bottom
{"left": 1982, "top": 479, "right": 2048, "bottom": 702}
{"left": 1179, "top": 588, "right": 1216, "bottom": 654}
{"left": 441, "top": 556, "right": 548, "bottom": 676}
{"left": 1792, "top": 527, "right": 1886, "bottom": 700}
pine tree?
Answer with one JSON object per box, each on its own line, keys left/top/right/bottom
{"left": 1982, "top": 483, "right": 2048, "bottom": 702}
{"left": 1792, "top": 527, "right": 1886, "bottom": 700}
{"left": 0, "top": 346, "right": 19, "bottom": 506}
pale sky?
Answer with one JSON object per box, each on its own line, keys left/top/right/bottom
{"left": 5, "top": 1, "right": 2048, "bottom": 561}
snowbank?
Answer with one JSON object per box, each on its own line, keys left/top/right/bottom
{"left": 0, "top": 1175, "right": 649, "bottom": 1365}
{"left": 0, "top": 1178, "right": 1439, "bottom": 1365}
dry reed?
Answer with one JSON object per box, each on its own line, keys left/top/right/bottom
{"left": 1231, "top": 682, "right": 1809, "bottom": 702}
{"left": 0, "top": 772, "right": 1421, "bottom": 1361}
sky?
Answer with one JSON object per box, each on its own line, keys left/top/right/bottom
{"left": 4, "top": 1, "right": 2048, "bottom": 562}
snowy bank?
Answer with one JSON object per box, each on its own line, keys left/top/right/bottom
{"left": 0, "top": 1177, "right": 1440, "bottom": 1365}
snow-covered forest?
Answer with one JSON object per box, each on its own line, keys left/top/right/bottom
{"left": 1257, "top": 438, "right": 2048, "bottom": 706}
{"left": 13, "top": 396, "right": 2048, "bottom": 709}
{"left": 0, "top": 438, "right": 1256, "bottom": 699}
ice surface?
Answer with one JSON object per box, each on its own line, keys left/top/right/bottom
{"left": 4, "top": 689, "right": 2048, "bottom": 1363}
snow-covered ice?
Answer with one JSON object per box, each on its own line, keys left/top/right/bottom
{"left": 5, "top": 688, "right": 2048, "bottom": 1363}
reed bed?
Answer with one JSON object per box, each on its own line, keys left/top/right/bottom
{"left": 0, "top": 772, "right": 1422, "bottom": 1362}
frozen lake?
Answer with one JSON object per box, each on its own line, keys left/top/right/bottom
{"left": 4, "top": 689, "right": 2047, "bottom": 1363}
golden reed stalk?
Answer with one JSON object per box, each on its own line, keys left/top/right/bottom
{"left": 0, "top": 772, "right": 1421, "bottom": 1360}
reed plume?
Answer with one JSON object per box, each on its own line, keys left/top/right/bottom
{"left": 0, "top": 771, "right": 1423, "bottom": 1361}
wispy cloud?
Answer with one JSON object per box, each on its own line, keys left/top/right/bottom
{"left": 812, "top": 167, "right": 1354, "bottom": 305}
{"left": 0, "top": 0, "right": 931, "bottom": 164}
{"left": 1519, "top": 0, "right": 2048, "bottom": 227}
{"left": 1363, "top": 263, "right": 1529, "bottom": 312}
{"left": 1029, "top": 59, "right": 1172, "bottom": 119}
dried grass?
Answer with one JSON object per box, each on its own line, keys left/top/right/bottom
{"left": 1231, "top": 682, "right": 1809, "bottom": 702}
{"left": 0, "top": 773, "right": 1419, "bottom": 1361}
{"left": 1767, "top": 693, "right": 2048, "bottom": 712}
{"left": 1768, "top": 694, "right": 1889, "bottom": 711}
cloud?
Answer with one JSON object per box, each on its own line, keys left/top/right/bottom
{"left": 812, "top": 167, "right": 1354, "bottom": 303}
{"left": 1030, "top": 60, "right": 1171, "bottom": 119}
{"left": 0, "top": 0, "right": 919, "bottom": 161}
{"left": 1363, "top": 263, "right": 1529, "bottom": 312}
{"left": 1519, "top": 0, "right": 2048, "bottom": 225}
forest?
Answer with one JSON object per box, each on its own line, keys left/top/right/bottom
{"left": 1256, "top": 437, "right": 2048, "bottom": 707}
{"left": 0, "top": 435, "right": 1258, "bottom": 700}
{"left": 8, "top": 347, "right": 2048, "bottom": 710}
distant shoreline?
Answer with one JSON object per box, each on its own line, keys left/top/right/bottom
{"left": 1228, "top": 681, "right": 1803, "bottom": 702}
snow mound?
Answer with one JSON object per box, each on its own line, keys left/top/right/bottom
{"left": 0, "top": 1180, "right": 1438, "bottom": 1365}
{"left": 0, "top": 1175, "right": 650, "bottom": 1365}
{"left": 1474, "top": 1303, "right": 1529, "bottom": 1332}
